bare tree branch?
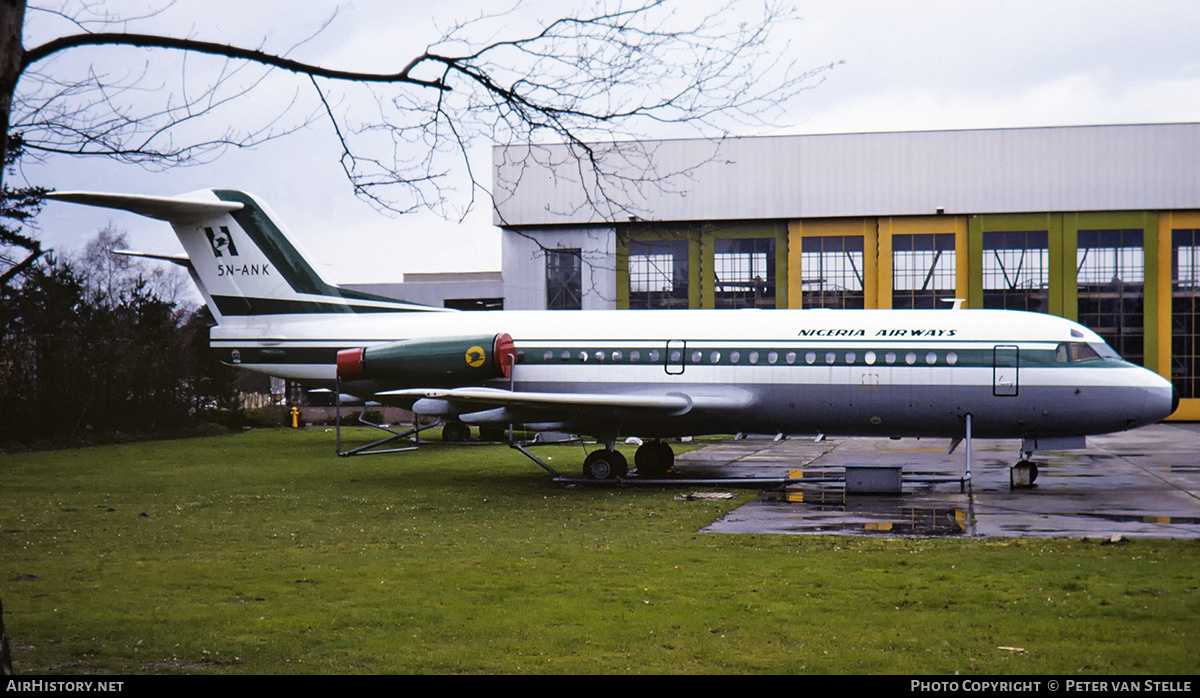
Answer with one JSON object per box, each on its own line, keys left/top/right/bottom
{"left": 6, "top": 0, "right": 838, "bottom": 220}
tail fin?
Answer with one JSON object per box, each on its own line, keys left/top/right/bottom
{"left": 48, "top": 189, "right": 440, "bottom": 322}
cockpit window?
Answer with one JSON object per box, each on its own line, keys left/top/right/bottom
{"left": 1055, "top": 342, "right": 1102, "bottom": 363}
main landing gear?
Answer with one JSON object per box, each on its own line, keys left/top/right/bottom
{"left": 582, "top": 440, "right": 675, "bottom": 480}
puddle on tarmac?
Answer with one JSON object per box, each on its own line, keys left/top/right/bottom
{"left": 759, "top": 487, "right": 970, "bottom": 536}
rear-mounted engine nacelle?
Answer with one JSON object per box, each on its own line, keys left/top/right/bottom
{"left": 337, "top": 333, "right": 516, "bottom": 386}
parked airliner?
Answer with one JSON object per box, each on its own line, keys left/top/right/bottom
{"left": 49, "top": 189, "right": 1179, "bottom": 480}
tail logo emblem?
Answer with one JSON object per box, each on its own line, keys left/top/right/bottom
{"left": 205, "top": 226, "right": 240, "bottom": 258}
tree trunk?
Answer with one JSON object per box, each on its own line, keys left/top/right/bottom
{"left": 0, "top": 0, "right": 27, "bottom": 193}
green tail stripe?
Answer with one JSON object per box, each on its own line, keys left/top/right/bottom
{"left": 211, "top": 295, "right": 420, "bottom": 316}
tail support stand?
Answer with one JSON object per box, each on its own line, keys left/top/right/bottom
{"left": 334, "top": 378, "right": 432, "bottom": 457}
{"left": 963, "top": 413, "right": 973, "bottom": 494}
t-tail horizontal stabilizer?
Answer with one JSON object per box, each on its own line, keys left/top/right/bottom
{"left": 48, "top": 189, "right": 441, "bottom": 321}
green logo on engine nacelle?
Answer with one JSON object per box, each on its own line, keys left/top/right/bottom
{"left": 465, "top": 346, "right": 486, "bottom": 368}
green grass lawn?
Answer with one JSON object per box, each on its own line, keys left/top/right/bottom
{"left": 1, "top": 428, "right": 1197, "bottom": 674}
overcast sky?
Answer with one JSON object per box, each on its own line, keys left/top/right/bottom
{"left": 19, "top": 0, "right": 1200, "bottom": 286}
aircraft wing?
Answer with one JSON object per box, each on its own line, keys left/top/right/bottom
{"left": 378, "top": 386, "right": 750, "bottom": 428}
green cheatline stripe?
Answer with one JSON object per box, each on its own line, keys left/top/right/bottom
{"left": 213, "top": 343, "right": 1131, "bottom": 370}
{"left": 211, "top": 295, "right": 422, "bottom": 316}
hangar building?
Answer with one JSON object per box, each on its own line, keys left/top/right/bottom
{"left": 491, "top": 123, "right": 1200, "bottom": 420}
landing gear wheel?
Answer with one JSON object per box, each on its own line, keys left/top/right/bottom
{"left": 442, "top": 421, "right": 470, "bottom": 442}
{"left": 583, "top": 449, "right": 628, "bottom": 480}
{"left": 479, "top": 426, "right": 507, "bottom": 442}
{"left": 635, "top": 441, "right": 675, "bottom": 478}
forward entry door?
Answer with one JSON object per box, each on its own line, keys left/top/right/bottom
{"left": 993, "top": 345, "right": 1019, "bottom": 397}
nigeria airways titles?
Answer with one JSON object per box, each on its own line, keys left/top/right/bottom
{"left": 797, "top": 328, "right": 959, "bottom": 337}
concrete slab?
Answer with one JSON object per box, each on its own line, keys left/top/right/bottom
{"left": 684, "top": 424, "right": 1200, "bottom": 539}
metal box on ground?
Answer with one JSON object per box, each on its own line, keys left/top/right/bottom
{"left": 845, "top": 464, "right": 904, "bottom": 494}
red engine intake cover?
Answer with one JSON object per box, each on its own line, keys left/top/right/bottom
{"left": 494, "top": 333, "right": 516, "bottom": 378}
{"left": 336, "top": 347, "right": 366, "bottom": 380}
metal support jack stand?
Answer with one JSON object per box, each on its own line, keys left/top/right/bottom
{"left": 333, "top": 379, "right": 437, "bottom": 457}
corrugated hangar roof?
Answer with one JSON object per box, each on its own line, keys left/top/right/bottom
{"left": 492, "top": 123, "right": 1200, "bottom": 226}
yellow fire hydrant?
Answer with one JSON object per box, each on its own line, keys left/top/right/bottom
{"left": 290, "top": 406, "right": 300, "bottom": 428}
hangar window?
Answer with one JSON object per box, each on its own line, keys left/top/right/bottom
{"left": 982, "top": 231, "right": 1049, "bottom": 312}
{"left": 1077, "top": 229, "right": 1144, "bottom": 367}
{"left": 714, "top": 237, "right": 776, "bottom": 308}
{"left": 546, "top": 248, "right": 583, "bottom": 310}
{"left": 800, "top": 235, "right": 865, "bottom": 308}
{"left": 892, "top": 233, "right": 956, "bottom": 309}
{"left": 1172, "top": 229, "right": 1200, "bottom": 399}
{"left": 629, "top": 240, "right": 690, "bottom": 309}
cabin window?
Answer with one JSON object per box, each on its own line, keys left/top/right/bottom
{"left": 543, "top": 350, "right": 554, "bottom": 362}
{"left": 805, "top": 351, "right": 817, "bottom": 364}
{"left": 612, "top": 350, "right": 622, "bottom": 362}
{"left": 865, "top": 350, "right": 877, "bottom": 365}
{"left": 691, "top": 350, "right": 703, "bottom": 364}
{"left": 730, "top": 351, "right": 740, "bottom": 364}
{"left": 845, "top": 351, "right": 857, "bottom": 364}
{"left": 546, "top": 248, "right": 583, "bottom": 310}
{"left": 767, "top": 351, "right": 779, "bottom": 365}
{"left": 926, "top": 351, "right": 938, "bottom": 365}
{"left": 825, "top": 351, "right": 836, "bottom": 365}
{"left": 630, "top": 350, "right": 640, "bottom": 363}
{"left": 649, "top": 350, "right": 660, "bottom": 362}
{"left": 560, "top": 350, "right": 571, "bottom": 362}
{"left": 785, "top": 351, "right": 797, "bottom": 365}
{"left": 946, "top": 351, "right": 958, "bottom": 365}
{"left": 905, "top": 352, "right": 917, "bottom": 365}
{"left": 749, "top": 351, "right": 760, "bottom": 364}
{"left": 710, "top": 351, "right": 721, "bottom": 364}
{"left": 885, "top": 351, "right": 897, "bottom": 365}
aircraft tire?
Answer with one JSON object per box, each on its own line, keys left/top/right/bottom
{"left": 442, "top": 421, "right": 470, "bottom": 442}
{"left": 583, "top": 449, "right": 628, "bottom": 480}
{"left": 635, "top": 442, "right": 674, "bottom": 478}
